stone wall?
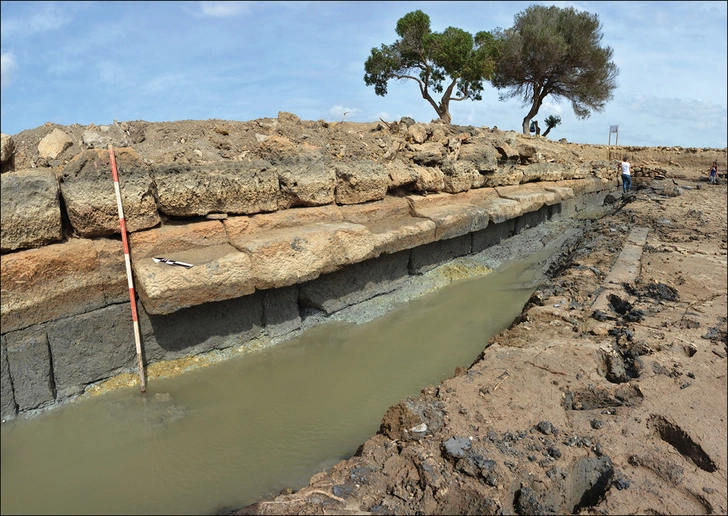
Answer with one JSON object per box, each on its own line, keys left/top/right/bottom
{"left": 4, "top": 116, "right": 690, "bottom": 420}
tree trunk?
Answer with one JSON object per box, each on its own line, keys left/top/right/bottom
{"left": 542, "top": 126, "right": 552, "bottom": 137}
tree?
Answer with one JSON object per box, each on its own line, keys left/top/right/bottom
{"left": 364, "top": 10, "right": 499, "bottom": 124}
{"left": 492, "top": 5, "right": 618, "bottom": 135}
{"left": 542, "top": 115, "right": 561, "bottom": 137}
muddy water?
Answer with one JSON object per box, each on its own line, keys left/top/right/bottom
{"left": 1, "top": 252, "right": 550, "bottom": 515}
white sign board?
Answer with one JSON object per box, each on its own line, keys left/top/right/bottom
{"left": 610, "top": 125, "right": 619, "bottom": 134}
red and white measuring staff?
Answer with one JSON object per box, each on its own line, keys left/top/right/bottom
{"left": 108, "top": 144, "right": 146, "bottom": 393}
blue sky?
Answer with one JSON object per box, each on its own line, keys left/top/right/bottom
{"left": 1, "top": 1, "right": 726, "bottom": 148}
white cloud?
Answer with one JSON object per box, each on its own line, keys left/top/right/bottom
{"left": 1, "top": 51, "right": 18, "bottom": 89}
{"left": 328, "top": 105, "right": 360, "bottom": 120}
{"left": 198, "top": 1, "right": 253, "bottom": 18}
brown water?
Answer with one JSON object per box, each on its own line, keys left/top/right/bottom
{"left": 1, "top": 253, "right": 549, "bottom": 515}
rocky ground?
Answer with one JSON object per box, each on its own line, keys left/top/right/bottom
{"left": 236, "top": 172, "right": 727, "bottom": 515}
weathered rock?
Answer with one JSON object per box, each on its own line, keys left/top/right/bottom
{"left": 38, "top": 128, "right": 73, "bottom": 159}
{"left": 410, "top": 142, "right": 446, "bottom": 166}
{"left": 82, "top": 126, "right": 127, "bottom": 149}
{"left": 480, "top": 165, "right": 524, "bottom": 187}
{"left": 363, "top": 216, "right": 437, "bottom": 257}
{"left": 153, "top": 159, "right": 278, "bottom": 217}
{"left": 4, "top": 326, "right": 55, "bottom": 410}
{"left": 494, "top": 141, "right": 519, "bottom": 161}
{"left": 408, "top": 123, "right": 429, "bottom": 144}
{"left": 0, "top": 239, "right": 111, "bottom": 332}
{"left": 408, "top": 193, "right": 490, "bottom": 240}
{"left": 339, "top": 196, "right": 411, "bottom": 224}
{"left": 385, "top": 160, "right": 419, "bottom": 190}
{"left": 133, "top": 244, "right": 256, "bottom": 315}
{"left": 334, "top": 160, "right": 388, "bottom": 205}
{"left": 521, "top": 162, "right": 567, "bottom": 183}
{"left": 458, "top": 141, "right": 499, "bottom": 172}
{"left": 46, "top": 304, "right": 138, "bottom": 400}
{"left": 441, "top": 159, "right": 478, "bottom": 193}
{"left": 277, "top": 111, "right": 301, "bottom": 125}
{"left": 1, "top": 169, "right": 63, "bottom": 252}
{"left": 495, "top": 184, "right": 560, "bottom": 213}
{"left": 232, "top": 222, "right": 375, "bottom": 290}
{"left": 128, "top": 220, "right": 228, "bottom": 259}
{"left": 277, "top": 157, "right": 336, "bottom": 208}
{"left": 232, "top": 205, "right": 344, "bottom": 238}
{"left": 263, "top": 286, "right": 301, "bottom": 337}
{"left": 413, "top": 164, "right": 445, "bottom": 192}
{"left": 60, "top": 148, "right": 159, "bottom": 236}
{"left": 1, "top": 338, "right": 17, "bottom": 420}
{"left": 1, "top": 133, "right": 15, "bottom": 164}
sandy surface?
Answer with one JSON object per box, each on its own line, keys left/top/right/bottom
{"left": 236, "top": 174, "right": 727, "bottom": 515}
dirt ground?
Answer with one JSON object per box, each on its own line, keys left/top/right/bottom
{"left": 236, "top": 173, "right": 727, "bottom": 515}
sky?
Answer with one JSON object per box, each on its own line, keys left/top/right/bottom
{"left": 1, "top": 1, "right": 727, "bottom": 149}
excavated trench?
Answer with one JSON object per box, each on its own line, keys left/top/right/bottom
{"left": 0, "top": 213, "right": 594, "bottom": 515}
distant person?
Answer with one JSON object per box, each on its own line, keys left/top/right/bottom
{"left": 709, "top": 161, "right": 718, "bottom": 184}
{"left": 620, "top": 156, "right": 632, "bottom": 193}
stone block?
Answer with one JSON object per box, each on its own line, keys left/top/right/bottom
{"left": 472, "top": 220, "right": 517, "bottom": 253}
{"left": 234, "top": 222, "right": 375, "bottom": 290}
{"left": 410, "top": 142, "right": 446, "bottom": 166}
{"left": 364, "top": 216, "right": 437, "bottom": 257}
{"left": 385, "top": 161, "right": 418, "bottom": 190}
{"left": 441, "top": 159, "right": 478, "bottom": 194}
{"left": 129, "top": 220, "right": 228, "bottom": 259}
{"left": 412, "top": 203, "right": 490, "bottom": 241}
{"left": 139, "top": 292, "right": 263, "bottom": 361}
{"left": 4, "top": 326, "right": 55, "bottom": 410}
{"left": 1, "top": 133, "right": 15, "bottom": 164}
{"left": 46, "top": 304, "right": 138, "bottom": 400}
{"left": 277, "top": 157, "right": 336, "bottom": 209}
{"left": 152, "top": 159, "right": 279, "bottom": 216}
{"left": 59, "top": 148, "right": 160, "bottom": 237}
{"left": 480, "top": 166, "right": 523, "bottom": 187}
{"left": 247, "top": 205, "right": 343, "bottom": 233}
{"left": 1, "top": 337, "right": 18, "bottom": 420}
{"left": 413, "top": 165, "right": 445, "bottom": 192}
{"left": 334, "top": 160, "right": 389, "bottom": 205}
{"left": 38, "top": 128, "right": 73, "bottom": 160}
{"left": 263, "top": 286, "right": 301, "bottom": 337}
{"left": 133, "top": 244, "right": 255, "bottom": 315}
{"left": 457, "top": 141, "right": 498, "bottom": 172}
{"left": 410, "top": 234, "right": 471, "bottom": 275}
{"left": 495, "top": 184, "right": 559, "bottom": 213}
{"left": 339, "top": 196, "right": 411, "bottom": 224}
{"left": 1, "top": 169, "right": 63, "bottom": 251}
{"left": 299, "top": 252, "right": 410, "bottom": 314}
{"left": 1, "top": 239, "right": 107, "bottom": 332}
{"left": 521, "top": 162, "right": 566, "bottom": 182}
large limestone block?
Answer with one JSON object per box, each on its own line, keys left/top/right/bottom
{"left": 364, "top": 216, "right": 437, "bottom": 257}
{"left": 385, "top": 161, "right": 418, "bottom": 190}
{"left": 59, "top": 148, "right": 160, "bottom": 237}
{"left": 233, "top": 222, "right": 375, "bottom": 290}
{"left": 152, "top": 160, "right": 279, "bottom": 216}
{"left": 447, "top": 187, "right": 523, "bottom": 224}
{"left": 1, "top": 133, "right": 15, "bottom": 164}
{"left": 554, "top": 178, "right": 605, "bottom": 195}
{"left": 457, "top": 140, "right": 499, "bottom": 172}
{"left": 38, "top": 128, "right": 73, "bottom": 159}
{"left": 129, "top": 220, "right": 227, "bottom": 259}
{"left": 339, "top": 196, "right": 411, "bottom": 224}
{"left": 413, "top": 164, "right": 445, "bottom": 192}
{"left": 334, "top": 160, "right": 389, "bottom": 205}
{"left": 441, "top": 159, "right": 478, "bottom": 194}
{"left": 521, "top": 162, "right": 567, "bottom": 182}
{"left": 480, "top": 166, "right": 524, "bottom": 187}
{"left": 411, "top": 203, "right": 490, "bottom": 240}
{"left": 133, "top": 244, "right": 255, "bottom": 315}
{"left": 0, "top": 239, "right": 107, "bottom": 332}
{"left": 277, "top": 156, "right": 336, "bottom": 209}
{"left": 4, "top": 326, "right": 55, "bottom": 410}
{"left": 543, "top": 185, "right": 575, "bottom": 202}
{"left": 248, "top": 205, "right": 343, "bottom": 233}
{"left": 1, "top": 169, "right": 63, "bottom": 252}
{"left": 46, "top": 304, "right": 138, "bottom": 400}
{"left": 410, "top": 142, "right": 446, "bottom": 166}
{"left": 495, "top": 184, "right": 560, "bottom": 213}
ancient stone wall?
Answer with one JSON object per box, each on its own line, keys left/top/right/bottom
{"left": 1, "top": 114, "right": 722, "bottom": 420}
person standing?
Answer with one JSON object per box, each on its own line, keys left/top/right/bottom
{"left": 709, "top": 161, "right": 718, "bottom": 184}
{"left": 620, "top": 156, "right": 632, "bottom": 193}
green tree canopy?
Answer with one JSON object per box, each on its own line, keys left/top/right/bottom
{"left": 542, "top": 114, "right": 562, "bottom": 137}
{"left": 492, "top": 5, "right": 619, "bottom": 134}
{"left": 364, "top": 10, "right": 499, "bottom": 124}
